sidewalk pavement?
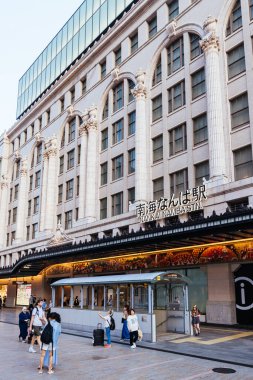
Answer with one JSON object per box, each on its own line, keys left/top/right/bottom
{"left": 1, "top": 307, "right": 253, "bottom": 369}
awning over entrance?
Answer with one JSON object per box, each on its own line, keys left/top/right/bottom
{"left": 51, "top": 271, "right": 190, "bottom": 287}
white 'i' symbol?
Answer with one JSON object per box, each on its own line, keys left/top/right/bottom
{"left": 240, "top": 283, "right": 245, "bottom": 305}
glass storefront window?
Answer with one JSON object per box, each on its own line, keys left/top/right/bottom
{"left": 134, "top": 284, "right": 148, "bottom": 311}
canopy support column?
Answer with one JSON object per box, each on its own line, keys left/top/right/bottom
{"left": 130, "top": 284, "right": 134, "bottom": 308}
{"left": 116, "top": 286, "right": 120, "bottom": 312}
{"left": 70, "top": 286, "right": 74, "bottom": 308}
{"left": 91, "top": 286, "right": 94, "bottom": 310}
{"left": 61, "top": 287, "right": 64, "bottom": 308}
{"left": 52, "top": 287, "right": 55, "bottom": 308}
{"left": 80, "top": 286, "right": 84, "bottom": 309}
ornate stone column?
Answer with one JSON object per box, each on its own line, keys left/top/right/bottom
{"left": 15, "top": 157, "right": 28, "bottom": 242}
{"left": 0, "top": 176, "right": 9, "bottom": 247}
{"left": 44, "top": 136, "right": 58, "bottom": 233}
{"left": 132, "top": 69, "right": 149, "bottom": 203}
{"left": 39, "top": 151, "right": 49, "bottom": 231}
{"left": 84, "top": 106, "right": 98, "bottom": 222}
{"left": 200, "top": 16, "right": 228, "bottom": 186}
{"left": 78, "top": 110, "right": 88, "bottom": 220}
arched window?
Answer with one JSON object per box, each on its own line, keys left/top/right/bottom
{"left": 68, "top": 118, "right": 76, "bottom": 143}
{"left": 152, "top": 56, "right": 162, "bottom": 86}
{"left": 167, "top": 36, "right": 184, "bottom": 76}
{"left": 189, "top": 34, "right": 201, "bottom": 60}
{"left": 102, "top": 96, "right": 109, "bottom": 120}
{"left": 128, "top": 80, "right": 135, "bottom": 103}
{"left": 226, "top": 0, "right": 242, "bottom": 37}
{"left": 113, "top": 81, "right": 124, "bottom": 112}
{"left": 61, "top": 130, "right": 65, "bottom": 148}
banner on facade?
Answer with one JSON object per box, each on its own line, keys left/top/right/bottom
{"left": 136, "top": 185, "right": 207, "bottom": 223}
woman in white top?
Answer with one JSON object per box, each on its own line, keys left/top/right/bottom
{"left": 98, "top": 309, "right": 112, "bottom": 348}
{"left": 127, "top": 308, "right": 139, "bottom": 349}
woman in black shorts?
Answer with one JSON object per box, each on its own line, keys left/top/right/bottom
{"left": 191, "top": 305, "right": 201, "bottom": 336}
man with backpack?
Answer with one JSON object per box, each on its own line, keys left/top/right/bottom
{"left": 28, "top": 299, "right": 47, "bottom": 353}
{"left": 98, "top": 309, "right": 115, "bottom": 348}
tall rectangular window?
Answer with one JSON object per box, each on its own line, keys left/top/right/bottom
{"left": 76, "top": 176, "right": 80, "bottom": 196}
{"left": 130, "top": 32, "right": 138, "bottom": 54}
{"left": 28, "top": 200, "right": 32, "bottom": 217}
{"left": 152, "top": 57, "right": 162, "bottom": 86}
{"left": 46, "top": 109, "right": 51, "bottom": 124}
{"left": 167, "top": 37, "right": 184, "bottom": 75}
{"left": 101, "top": 128, "right": 108, "bottom": 150}
{"left": 77, "top": 145, "right": 81, "bottom": 164}
{"left": 13, "top": 207, "right": 17, "bottom": 223}
{"left": 67, "top": 149, "right": 75, "bottom": 169}
{"left": 234, "top": 145, "right": 253, "bottom": 180}
{"left": 115, "top": 47, "right": 121, "bottom": 65}
{"left": 112, "top": 119, "right": 124, "bottom": 144}
{"left": 190, "top": 34, "right": 201, "bottom": 60}
{"left": 59, "top": 156, "right": 64, "bottom": 174}
{"left": 195, "top": 161, "right": 210, "bottom": 186}
{"left": 112, "top": 155, "right": 124, "bottom": 181}
{"left": 33, "top": 196, "right": 39, "bottom": 214}
{"left": 26, "top": 226, "right": 30, "bottom": 241}
{"left": 112, "top": 192, "right": 123, "bottom": 216}
{"left": 14, "top": 184, "right": 19, "bottom": 200}
{"left": 152, "top": 94, "right": 163, "bottom": 122}
{"left": 230, "top": 93, "right": 250, "bottom": 129}
{"left": 29, "top": 175, "right": 33, "bottom": 191}
{"left": 153, "top": 177, "right": 164, "bottom": 200}
{"left": 192, "top": 68, "right": 205, "bottom": 100}
{"left": 153, "top": 135, "right": 163, "bottom": 163}
{"left": 70, "top": 87, "right": 75, "bottom": 103}
{"left": 102, "top": 97, "right": 109, "bottom": 120}
{"left": 38, "top": 117, "right": 42, "bottom": 130}
{"left": 148, "top": 16, "right": 157, "bottom": 38}
{"left": 35, "top": 171, "right": 41, "bottom": 188}
{"left": 168, "top": 0, "right": 179, "bottom": 21}
{"left": 128, "top": 111, "right": 136, "bottom": 135}
{"left": 60, "top": 97, "right": 65, "bottom": 112}
{"left": 250, "top": 0, "right": 253, "bottom": 20}
{"left": 170, "top": 168, "right": 188, "bottom": 196}
{"left": 100, "top": 198, "right": 107, "bottom": 219}
{"left": 68, "top": 118, "right": 76, "bottom": 142}
{"left": 16, "top": 160, "right": 21, "bottom": 179}
{"left": 227, "top": 43, "right": 245, "bottom": 79}
{"left": 32, "top": 223, "right": 38, "bottom": 239}
{"left": 168, "top": 81, "right": 185, "bottom": 113}
{"left": 66, "top": 179, "right": 74, "bottom": 200}
{"left": 128, "top": 149, "right": 135, "bottom": 174}
{"left": 9, "top": 188, "right": 12, "bottom": 203}
{"left": 101, "top": 60, "right": 106, "bottom": 79}
{"left": 101, "top": 162, "right": 108, "bottom": 186}
{"left": 193, "top": 113, "right": 208, "bottom": 145}
{"left": 65, "top": 210, "right": 73, "bottom": 229}
{"left": 128, "top": 187, "right": 135, "bottom": 205}
{"left": 128, "top": 80, "right": 135, "bottom": 103}
{"left": 113, "top": 82, "right": 124, "bottom": 112}
{"left": 81, "top": 76, "right": 87, "bottom": 95}
{"left": 8, "top": 210, "right": 11, "bottom": 225}
{"left": 37, "top": 144, "right": 42, "bottom": 164}
{"left": 169, "top": 124, "right": 187, "bottom": 156}
{"left": 58, "top": 184, "right": 63, "bottom": 203}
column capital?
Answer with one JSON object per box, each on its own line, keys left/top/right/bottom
{"left": 86, "top": 105, "right": 98, "bottom": 132}
{"left": 79, "top": 123, "right": 88, "bottom": 136}
{"left": 200, "top": 16, "right": 219, "bottom": 53}
{"left": 20, "top": 157, "right": 28, "bottom": 177}
{"left": 45, "top": 135, "right": 58, "bottom": 157}
{"left": 0, "top": 175, "right": 8, "bottom": 189}
{"left": 132, "top": 69, "right": 147, "bottom": 100}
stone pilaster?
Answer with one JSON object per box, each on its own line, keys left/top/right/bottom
{"left": 15, "top": 157, "right": 28, "bottom": 243}
{"left": 0, "top": 176, "right": 9, "bottom": 247}
{"left": 200, "top": 16, "right": 228, "bottom": 187}
{"left": 78, "top": 110, "right": 89, "bottom": 220}
{"left": 44, "top": 136, "right": 58, "bottom": 233}
{"left": 84, "top": 106, "right": 98, "bottom": 222}
{"left": 132, "top": 69, "right": 148, "bottom": 203}
{"left": 39, "top": 151, "right": 49, "bottom": 231}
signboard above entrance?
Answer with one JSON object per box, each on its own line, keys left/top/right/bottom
{"left": 136, "top": 185, "right": 207, "bottom": 223}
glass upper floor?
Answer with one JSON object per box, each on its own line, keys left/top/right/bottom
{"left": 16, "top": 0, "right": 136, "bottom": 119}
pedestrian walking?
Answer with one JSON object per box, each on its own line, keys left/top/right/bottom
{"left": 127, "top": 308, "right": 139, "bottom": 349}
{"left": 38, "top": 312, "right": 61, "bottom": 374}
{"left": 18, "top": 307, "right": 30, "bottom": 342}
{"left": 74, "top": 296, "right": 79, "bottom": 307}
{"left": 98, "top": 309, "right": 113, "bottom": 348}
{"left": 28, "top": 299, "right": 47, "bottom": 353}
{"left": 191, "top": 305, "right": 201, "bottom": 336}
{"left": 121, "top": 305, "right": 130, "bottom": 341}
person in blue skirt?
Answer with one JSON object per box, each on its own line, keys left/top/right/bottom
{"left": 121, "top": 305, "right": 130, "bottom": 341}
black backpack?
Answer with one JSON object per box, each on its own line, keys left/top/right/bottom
{"left": 41, "top": 321, "right": 53, "bottom": 345}
{"left": 110, "top": 316, "right": 115, "bottom": 331}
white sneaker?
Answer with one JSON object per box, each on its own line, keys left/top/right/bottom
{"left": 29, "top": 346, "right": 36, "bottom": 353}
{"left": 133, "top": 343, "right": 136, "bottom": 348}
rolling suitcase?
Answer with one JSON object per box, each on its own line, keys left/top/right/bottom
{"left": 93, "top": 323, "right": 104, "bottom": 346}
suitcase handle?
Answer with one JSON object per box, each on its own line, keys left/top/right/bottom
{"left": 97, "top": 323, "right": 102, "bottom": 329}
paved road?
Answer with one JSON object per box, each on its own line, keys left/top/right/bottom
{"left": 1, "top": 322, "right": 253, "bottom": 380}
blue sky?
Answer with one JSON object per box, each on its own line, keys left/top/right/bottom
{"left": 0, "top": 0, "right": 83, "bottom": 136}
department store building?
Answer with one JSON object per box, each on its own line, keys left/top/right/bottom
{"left": 0, "top": 0, "right": 253, "bottom": 326}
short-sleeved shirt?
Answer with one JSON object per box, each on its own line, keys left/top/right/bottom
{"left": 104, "top": 315, "right": 111, "bottom": 328}
{"left": 32, "top": 306, "right": 44, "bottom": 327}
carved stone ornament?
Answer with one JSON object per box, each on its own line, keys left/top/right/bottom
{"left": 67, "top": 105, "right": 75, "bottom": 117}
{"left": 0, "top": 175, "right": 8, "bottom": 189}
{"left": 13, "top": 150, "right": 21, "bottom": 162}
{"left": 132, "top": 69, "right": 147, "bottom": 100}
{"left": 111, "top": 66, "right": 120, "bottom": 82}
{"left": 47, "top": 223, "right": 73, "bottom": 247}
{"left": 86, "top": 105, "right": 98, "bottom": 131}
{"left": 35, "top": 132, "right": 43, "bottom": 145}
{"left": 45, "top": 135, "right": 58, "bottom": 157}
{"left": 166, "top": 20, "right": 177, "bottom": 37}
{"left": 20, "top": 157, "right": 28, "bottom": 177}
{"left": 200, "top": 16, "right": 220, "bottom": 53}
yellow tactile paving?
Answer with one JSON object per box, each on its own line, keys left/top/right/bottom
{"left": 171, "top": 331, "right": 253, "bottom": 345}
